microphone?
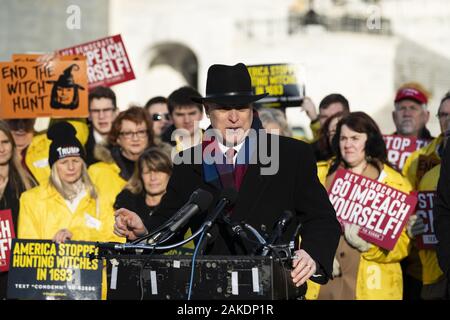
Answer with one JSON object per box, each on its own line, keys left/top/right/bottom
{"left": 133, "top": 188, "right": 213, "bottom": 245}
{"left": 168, "top": 189, "right": 213, "bottom": 233}
{"left": 195, "top": 188, "right": 238, "bottom": 255}
{"left": 202, "top": 188, "right": 238, "bottom": 230}
{"left": 261, "top": 210, "right": 294, "bottom": 256}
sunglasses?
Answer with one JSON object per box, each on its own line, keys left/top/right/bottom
{"left": 152, "top": 113, "right": 171, "bottom": 121}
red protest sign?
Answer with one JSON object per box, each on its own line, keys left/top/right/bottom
{"left": 383, "top": 135, "right": 431, "bottom": 170}
{"left": 0, "top": 209, "right": 15, "bottom": 272}
{"left": 328, "top": 168, "right": 417, "bottom": 250}
{"left": 415, "top": 191, "right": 437, "bottom": 249}
{"left": 0, "top": 60, "right": 88, "bottom": 119}
{"left": 58, "top": 34, "right": 135, "bottom": 89}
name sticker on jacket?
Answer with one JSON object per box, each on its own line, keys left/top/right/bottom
{"left": 33, "top": 158, "right": 49, "bottom": 168}
{"left": 84, "top": 213, "right": 101, "bottom": 230}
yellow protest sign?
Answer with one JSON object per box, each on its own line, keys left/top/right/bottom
{"left": 247, "top": 63, "right": 304, "bottom": 108}
{"left": 7, "top": 239, "right": 102, "bottom": 300}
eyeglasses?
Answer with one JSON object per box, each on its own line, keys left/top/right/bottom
{"left": 437, "top": 112, "right": 450, "bottom": 119}
{"left": 152, "top": 113, "right": 170, "bottom": 122}
{"left": 90, "top": 108, "right": 115, "bottom": 115}
{"left": 119, "top": 129, "right": 148, "bottom": 139}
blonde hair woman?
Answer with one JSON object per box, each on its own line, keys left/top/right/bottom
{"left": 18, "top": 122, "right": 122, "bottom": 243}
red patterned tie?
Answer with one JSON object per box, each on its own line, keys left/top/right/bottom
{"left": 225, "top": 148, "right": 236, "bottom": 165}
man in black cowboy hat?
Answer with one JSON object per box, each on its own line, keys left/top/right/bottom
{"left": 48, "top": 64, "right": 85, "bottom": 110}
{"left": 114, "top": 63, "right": 340, "bottom": 291}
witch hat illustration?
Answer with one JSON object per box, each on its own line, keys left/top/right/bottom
{"left": 47, "top": 64, "right": 85, "bottom": 110}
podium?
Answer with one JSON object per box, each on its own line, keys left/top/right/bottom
{"left": 105, "top": 255, "right": 305, "bottom": 300}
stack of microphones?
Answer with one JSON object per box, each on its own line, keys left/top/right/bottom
{"left": 96, "top": 187, "right": 239, "bottom": 251}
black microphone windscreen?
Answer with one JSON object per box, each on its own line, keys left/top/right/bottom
{"left": 220, "top": 188, "right": 238, "bottom": 206}
{"left": 191, "top": 188, "right": 214, "bottom": 212}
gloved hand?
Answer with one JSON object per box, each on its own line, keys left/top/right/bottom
{"left": 332, "top": 257, "right": 341, "bottom": 278}
{"left": 406, "top": 215, "right": 427, "bottom": 238}
{"left": 344, "top": 223, "right": 372, "bottom": 252}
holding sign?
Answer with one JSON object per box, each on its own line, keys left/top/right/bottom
{"left": 7, "top": 239, "right": 102, "bottom": 300}
{"left": 58, "top": 34, "right": 135, "bottom": 89}
{"left": 247, "top": 63, "right": 304, "bottom": 109}
{"left": 383, "top": 135, "right": 431, "bottom": 170}
{"left": 0, "top": 210, "right": 15, "bottom": 272}
{"left": 328, "top": 169, "right": 417, "bottom": 250}
{"left": 415, "top": 191, "right": 437, "bottom": 249}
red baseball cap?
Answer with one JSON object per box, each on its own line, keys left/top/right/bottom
{"left": 394, "top": 87, "right": 428, "bottom": 104}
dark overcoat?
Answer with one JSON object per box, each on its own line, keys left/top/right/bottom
{"left": 146, "top": 133, "right": 340, "bottom": 278}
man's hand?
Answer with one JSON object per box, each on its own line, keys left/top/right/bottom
{"left": 301, "top": 97, "right": 318, "bottom": 121}
{"left": 114, "top": 208, "right": 148, "bottom": 241}
{"left": 53, "top": 229, "right": 73, "bottom": 243}
{"left": 291, "top": 249, "right": 317, "bottom": 287}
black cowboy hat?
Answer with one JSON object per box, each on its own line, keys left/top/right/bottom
{"left": 192, "top": 63, "right": 267, "bottom": 107}
{"left": 47, "top": 64, "right": 85, "bottom": 89}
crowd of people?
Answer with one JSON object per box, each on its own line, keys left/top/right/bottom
{"left": 1, "top": 62, "right": 449, "bottom": 300}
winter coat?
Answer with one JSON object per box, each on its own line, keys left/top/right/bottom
{"left": 87, "top": 145, "right": 129, "bottom": 212}
{"left": 306, "top": 161, "right": 411, "bottom": 300}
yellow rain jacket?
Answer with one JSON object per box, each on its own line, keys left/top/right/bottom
{"left": 310, "top": 119, "right": 321, "bottom": 142}
{"left": 306, "top": 161, "right": 412, "bottom": 300}
{"left": 402, "top": 135, "right": 443, "bottom": 189}
{"left": 18, "top": 182, "right": 124, "bottom": 300}
{"left": 88, "top": 161, "right": 127, "bottom": 212}
{"left": 18, "top": 182, "right": 122, "bottom": 243}
{"left": 412, "top": 165, "right": 444, "bottom": 285}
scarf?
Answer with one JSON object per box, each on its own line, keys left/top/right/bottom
{"left": 202, "top": 114, "right": 263, "bottom": 192}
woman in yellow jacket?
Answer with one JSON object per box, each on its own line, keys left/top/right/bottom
{"left": 18, "top": 122, "right": 123, "bottom": 300}
{"left": 307, "top": 112, "right": 411, "bottom": 300}
{"left": 18, "top": 121, "right": 122, "bottom": 243}
{"left": 404, "top": 164, "right": 446, "bottom": 299}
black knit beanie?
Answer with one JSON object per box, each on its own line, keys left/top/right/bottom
{"left": 47, "top": 121, "right": 85, "bottom": 167}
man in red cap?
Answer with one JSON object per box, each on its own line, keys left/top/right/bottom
{"left": 392, "top": 83, "right": 434, "bottom": 140}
